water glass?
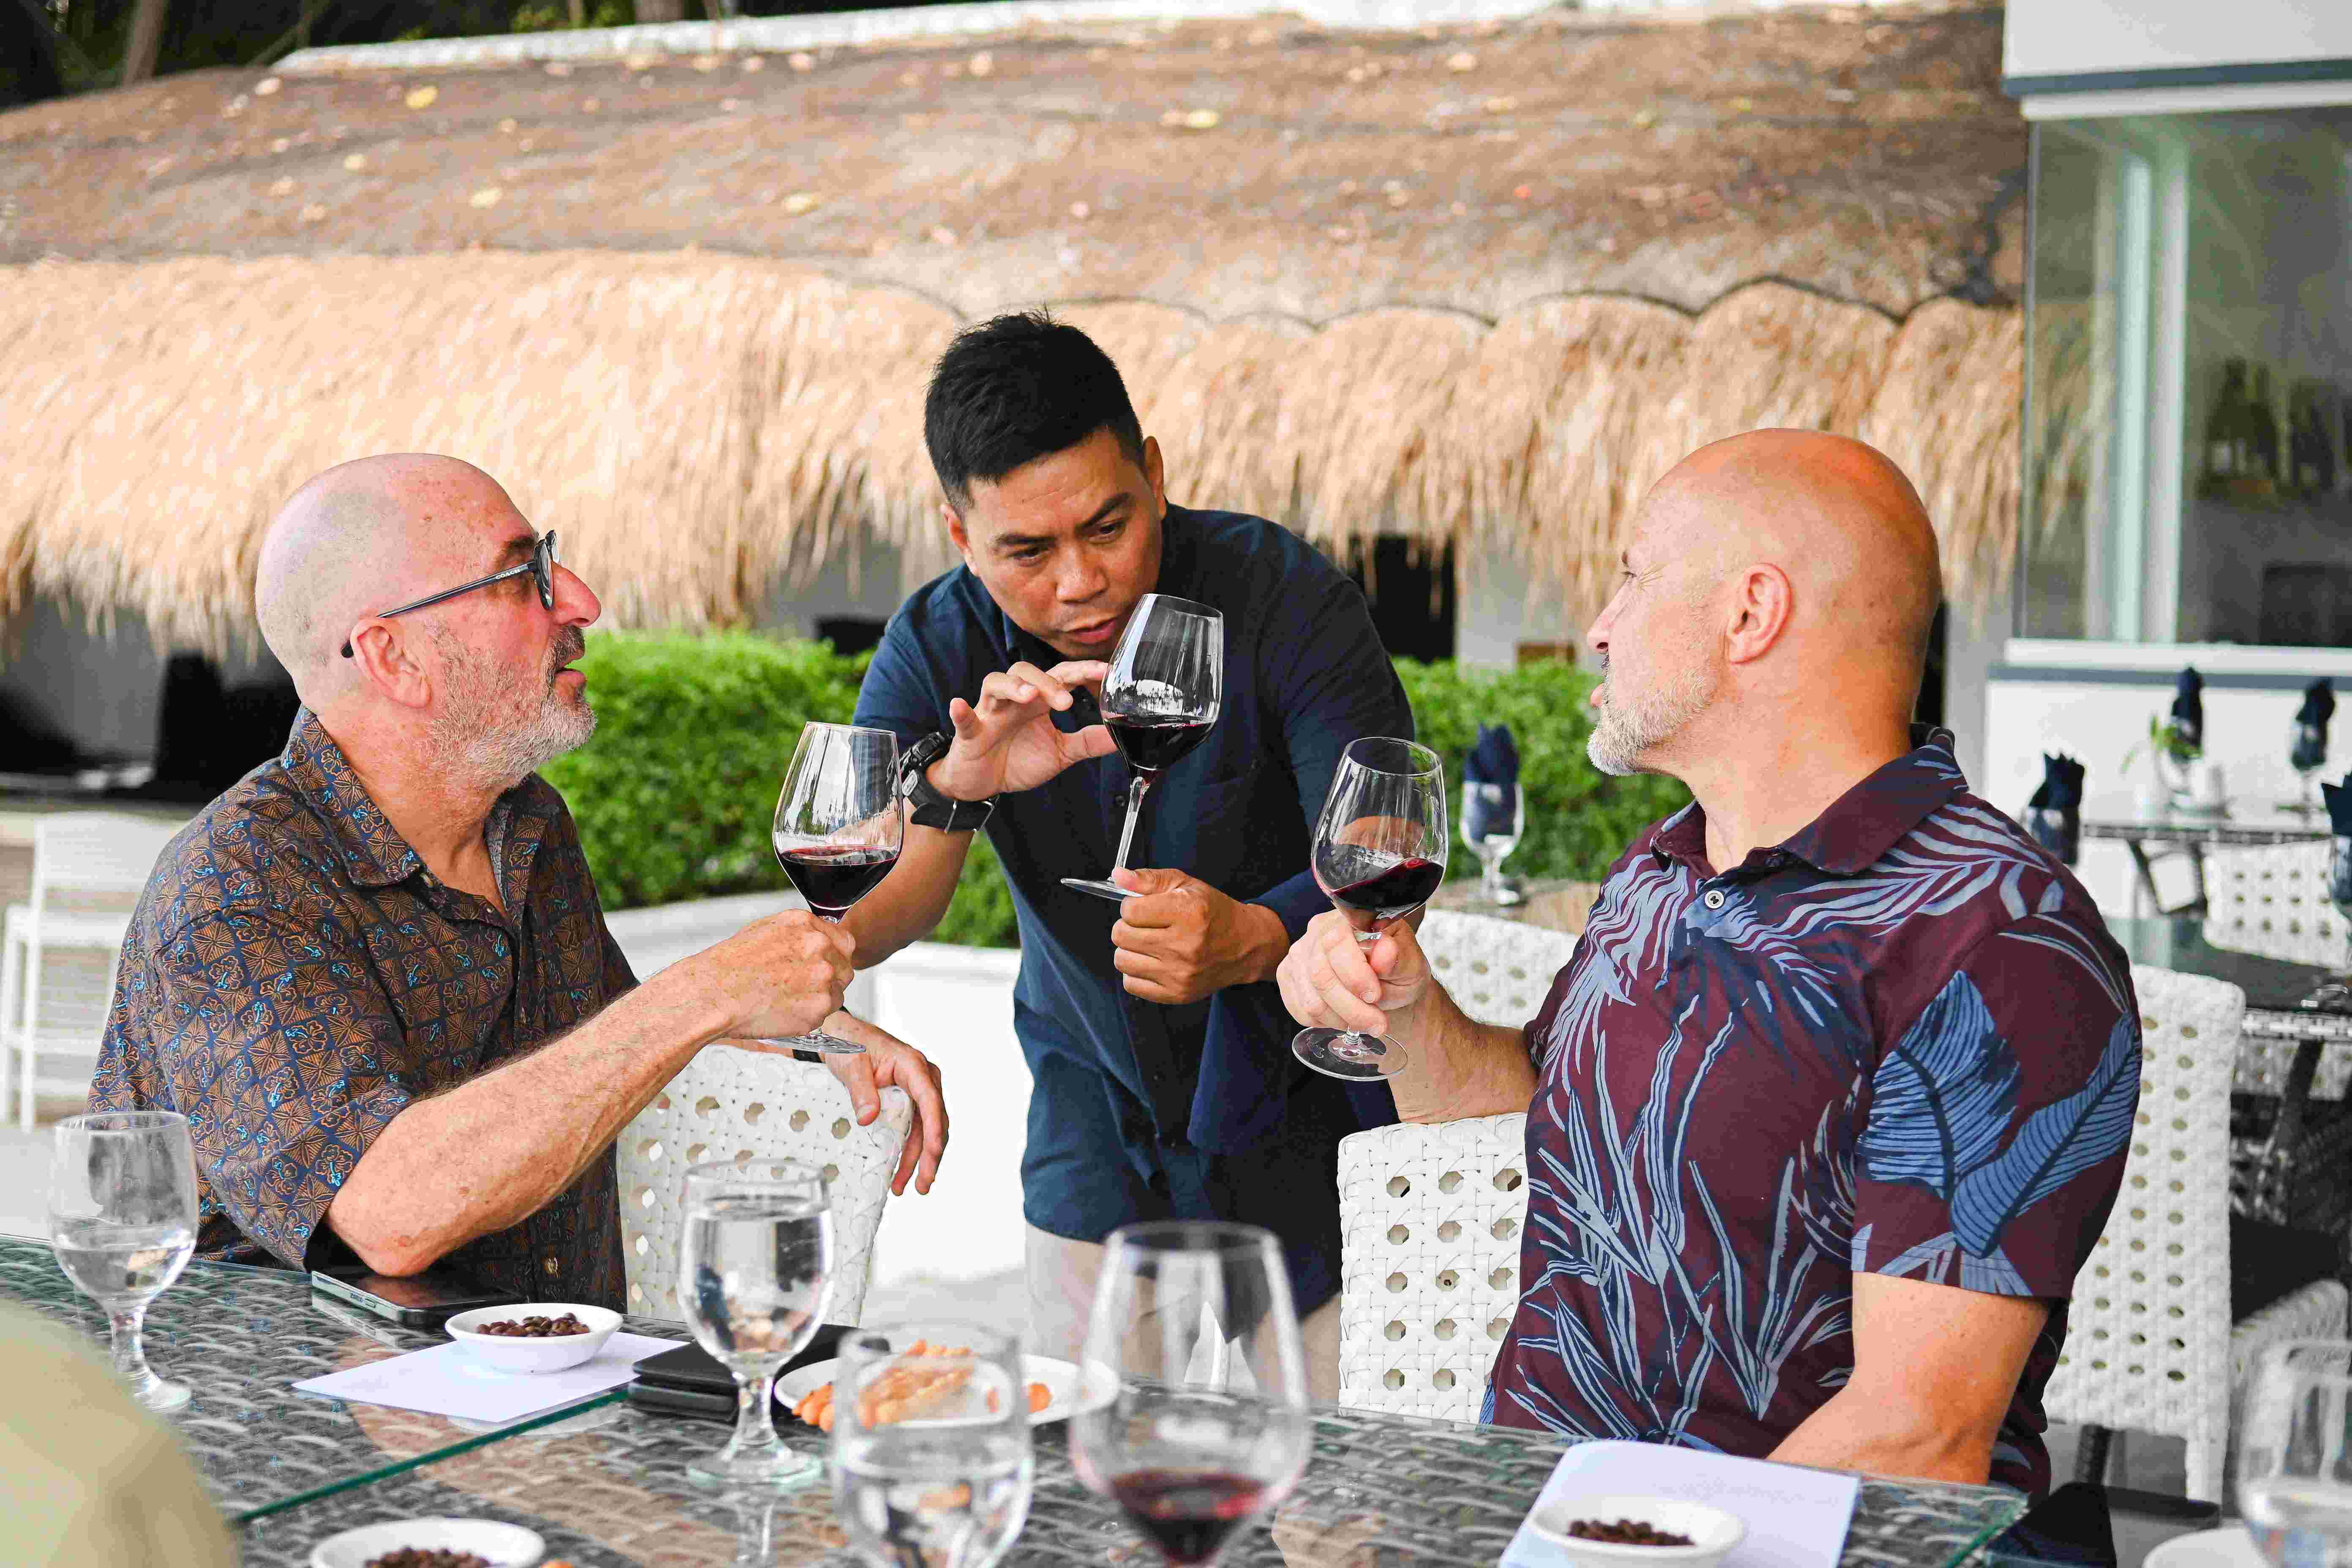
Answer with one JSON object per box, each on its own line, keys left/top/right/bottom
{"left": 2239, "top": 1339, "right": 2352, "bottom": 1567}
{"left": 832, "top": 1321, "right": 1034, "bottom": 1568}
{"left": 678, "top": 1158, "right": 834, "bottom": 1491}
{"left": 1461, "top": 776, "right": 1524, "bottom": 904}
{"left": 47, "top": 1110, "right": 199, "bottom": 1412}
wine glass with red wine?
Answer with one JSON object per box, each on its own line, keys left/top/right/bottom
{"left": 1291, "top": 737, "right": 1446, "bottom": 1081}
{"left": 1070, "top": 1222, "right": 1312, "bottom": 1568}
{"left": 754, "top": 722, "right": 903, "bottom": 1056}
{"left": 1061, "top": 594, "right": 1224, "bottom": 903}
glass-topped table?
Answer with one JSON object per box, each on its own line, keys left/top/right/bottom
{"left": 2081, "top": 795, "right": 2330, "bottom": 918}
{"left": 4, "top": 1237, "right": 2027, "bottom": 1567}
{"left": 0, "top": 1236, "right": 678, "bottom": 1523}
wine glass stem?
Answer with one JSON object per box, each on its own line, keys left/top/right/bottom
{"left": 731, "top": 1365, "right": 785, "bottom": 1458}
{"left": 1479, "top": 847, "right": 1504, "bottom": 899}
{"left": 1111, "top": 776, "right": 1152, "bottom": 874}
{"left": 106, "top": 1299, "right": 154, "bottom": 1388}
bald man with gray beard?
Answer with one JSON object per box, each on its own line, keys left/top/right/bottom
{"left": 90, "top": 455, "right": 947, "bottom": 1302}
{"left": 1279, "top": 431, "right": 2140, "bottom": 1492}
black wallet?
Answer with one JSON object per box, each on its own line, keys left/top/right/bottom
{"left": 627, "top": 1324, "right": 850, "bottom": 1422}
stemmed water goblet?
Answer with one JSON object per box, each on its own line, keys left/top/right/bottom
{"left": 1461, "top": 767, "right": 1524, "bottom": 907}
{"left": 2238, "top": 1339, "right": 2352, "bottom": 1565}
{"left": 47, "top": 1109, "right": 200, "bottom": 1412}
{"left": 1062, "top": 594, "right": 1224, "bottom": 902}
{"left": 831, "top": 1320, "right": 1035, "bottom": 1568}
{"left": 754, "top": 721, "right": 904, "bottom": 1056}
{"left": 678, "top": 1158, "right": 834, "bottom": 1491}
{"left": 2289, "top": 719, "right": 2330, "bottom": 814}
{"left": 1291, "top": 738, "right": 1448, "bottom": 1081}
{"left": 1070, "top": 1222, "right": 1312, "bottom": 1568}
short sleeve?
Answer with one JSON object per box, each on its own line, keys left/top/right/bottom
{"left": 852, "top": 618, "right": 949, "bottom": 751}
{"left": 147, "top": 909, "right": 415, "bottom": 1271}
{"left": 1852, "top": 917, "right": 2141, "bottom": 1299}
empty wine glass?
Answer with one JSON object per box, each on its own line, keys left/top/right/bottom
{"left": 755, "top": 722, "right": 904, "bottom": 1056}
{"left": 1292, "top": 738, "right": 1447, "bottom": 1081}
{"left": 1460, "top": 770, "right": 1524, "bottom": 906}
{"left": 2290, "top": 719, "right": 2330, "bottom": 814}
{"left": 1062, "top": 594, "right": 1224, "bottom": 903}
{"left": 2239, "top": 1339, "right": 2352, "bottom": 1565}
{"left": 48, "top": 1110, "right": 199, "bottom": 1412}
{"left": 679, "top": 1158, "right": 834, "bottom": 1491}
{"left": 1070, "top": 1222, "right": 1312, "bottom": 1568}
{"left": 832, "top": 1321, "right": 1034, "bottom": 1568}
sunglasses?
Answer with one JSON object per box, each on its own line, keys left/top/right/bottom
{"left": 341, "top": 533, "right": 559, "bottom": 659}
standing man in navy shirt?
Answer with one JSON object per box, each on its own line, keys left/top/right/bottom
{"left": 845, "top": 313, "right": 1408, "bottom": 1393}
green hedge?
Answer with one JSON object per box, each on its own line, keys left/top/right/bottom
{"left": 545, "top": 634, "right": 1688, "bottom": 947}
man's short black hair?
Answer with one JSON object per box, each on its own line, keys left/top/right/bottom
{"left": 924, "top": 311, "right": 1147, "bottom": 511}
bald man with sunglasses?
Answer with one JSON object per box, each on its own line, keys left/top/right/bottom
{"left": 89, "top": 454, "right": 947, "bottom": 1303}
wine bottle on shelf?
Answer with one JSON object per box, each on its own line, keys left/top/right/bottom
{"left": 2250, "top": 364, "right": 2282, "bottom": 495}
{"left": 2205, "top": 359, "right": 2246, "bottom": 493}
{"left": 2291, "top": 381, "right": 2336, "bottom": 499}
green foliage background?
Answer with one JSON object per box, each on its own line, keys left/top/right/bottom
{"left": 544, "top": 634, "right": 1688, "bottom": 947}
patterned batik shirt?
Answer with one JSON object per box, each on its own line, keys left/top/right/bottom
{"left": 88, "top": 710, "right": 634, "bottom": 1308}
{"left": 1488, "top": 730, "right": 2140, "bottom": 1495}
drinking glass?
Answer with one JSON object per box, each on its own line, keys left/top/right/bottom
{"left": 2290, "top": 719, "right": 2330, "bottom": 814}
{"left": 832, "top": 1321, "right": 1035, "bottom": 1568}
{"left": 47, "top": 1110, "right": 199, "bottom": 1412}
{"left": 1062, "top": 594, "right": 1225, "bottom": 902}
{"left": 1071, "top": 1222, "right": 1312, "bottom": 1568}
{"left": 2239, "top": 1339, "right": 2352, "bottom": 1566}
{"left": 755, "top": 722, "right": 904, "bottom": 1056}
{"left": 1460, "top": 771, "right": 1524, "bottom": 906}
{"left": 1292, "top": 738, "right": 1448, "bottom": 1081}
{"left": 678, "top": 1158, "right": 834, "bottom": 1491}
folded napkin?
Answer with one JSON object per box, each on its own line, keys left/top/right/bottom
{"left": 2028, "top": 752, "right": 2085, "bottom": 813}
{"left": 1463, "top": 723, "right": 1520, "bottom": 838}
{"left": 2296, "top": 680, "right": 2336, "bottom": 771}
{"left": 2025, "top": 753, "right": 2084, "bottom": 865}
{"left": 2170, "top": 667, "right": 2205, "bottom": 752}
{"left": 2327, "top": 775, "right": 2352, "bottom": 838}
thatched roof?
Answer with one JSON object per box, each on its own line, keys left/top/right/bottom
{"left": 0, "top": 2, "right": 2025, "bottom": 655}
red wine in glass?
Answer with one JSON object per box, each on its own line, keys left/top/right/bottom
{"left": 1292, "top": 738, "right": 1447, "bottom": 1082}
{"left": 754, "top": 722, "right": 903, "bottom": 1057}
{"left": 1107, "top": 715, "right": 1215, "bottom": 784}
{"left": 1108, "top": 1470, "right": 1271, "bottom": 1565}
{"left": 776, "top": 844, "right": 900, "bottom": 917}
{"left": 1062, "top": 594, "right": 1225, "bottom": 903}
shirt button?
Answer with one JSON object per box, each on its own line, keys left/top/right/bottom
{"left": 1703, "top": 890, "right": 1726, "bottom": 910}
{"left": 542, "top": 1256, "right": 560, "bottom": 1278}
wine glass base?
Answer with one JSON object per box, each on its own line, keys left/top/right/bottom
{"left": 686, "top": 1443, "right": 825, "bottom": 1492}
{"left": 746, "top": 1034, "right": 864, "bottom": 1056}
{"left": 130, "top": 1374, "right": 191, "bottom": 1413}
{"left": 1293, "top": 1029, "right": 1407, "bottom": 1082}
{"left": 1060, "top": 877, "right": 1133, "bottom": 902}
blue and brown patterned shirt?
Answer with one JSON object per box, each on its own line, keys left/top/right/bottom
{"left": 89, "top": 710, "right": 633, "bottom": 1307}
{"left": 1490, "top": 730, "right": 2140, "bottom": 1494}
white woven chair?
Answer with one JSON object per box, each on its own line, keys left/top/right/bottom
{"left": 2202, "top": 842, "right": 2352, "bottom": 1099}
{"left": 2044, "top": 964, "right": 2349, "bottom": 1502}
{"left": 615, "top": 1044, "right": 913, "bottom": 1325}
{"left": 0, "top": 813, "right": 184, "bottom": 1127}
{"left": 1333, "top": 910, "right": 1573, "bottom": 1419}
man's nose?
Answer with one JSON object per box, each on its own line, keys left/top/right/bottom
{"left": 1058, "top": 551, "right": 1108, "bottom": 602}
{"left": 553, "top": 563, "right": 601, "bottom": 628}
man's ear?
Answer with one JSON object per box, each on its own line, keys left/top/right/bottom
{"left": 942, "top": 502, "right": 974, "bottom": 570}
{"left": 1723, "top": 562, "right": 1793, "bottom": 667}
{"left": 1141, "top": 435, "right": 1166, "bottom": 512}
{"left": 348, "top": 622, "right": 434, "bottom": 711}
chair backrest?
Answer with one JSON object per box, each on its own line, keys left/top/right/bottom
{"left": 31, "top": 814, "right": 184, "bottom": 908}
{"left": 616, "top": 1045, "right": 914, "bottom": 1325}
{"left": 1418, "top": 909, "right": 1577, "bottom": 1029}
{"left": 1335, "top": 1111, "right": 1530, "bottom": 1421}
{"left": 2043, "top": 964, "right": 2239, "bottom": 1499}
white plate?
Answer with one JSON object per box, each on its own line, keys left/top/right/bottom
{"left": 2146, "top": 1528, "right": 2269, "bottom": 1568}
{"left": 777, "top": 1353, "right": 1116, "bottom": 1427}
{"left": 309, "top": 1516, "right": 544, "bottom": 1568}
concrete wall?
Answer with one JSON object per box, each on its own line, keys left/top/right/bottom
{"left": 1454, "top": 544, "right": 1582, "bottom": 672}
{"left": 2006, "top": 1, "right": 2352, "bottom": 82}
{"left": 1, "top": 598, "right": 283, "bottom": 761}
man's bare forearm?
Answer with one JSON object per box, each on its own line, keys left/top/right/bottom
{"left": 1767, "top": 1388, "right": 1995, "bottom": 1484}
{"left": 838, "top": 825, "right": 972, "bottom": 966}
{"left": 325, "top": 975, "right": 734, "bottom": 1275}
{"left": 1387, "top": 985, "right": 1540, "bottom": 1124}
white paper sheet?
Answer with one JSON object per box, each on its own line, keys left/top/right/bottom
{"left": 292, "top": 1333, "right": 683, "bottom": 1426}
{"left": 1500, "top": 1440, "right": 1860, "bottom": 1568}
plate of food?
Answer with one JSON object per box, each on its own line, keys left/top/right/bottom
{"left": 777, "top": 1341, "right": 1116, "bottom": 1431}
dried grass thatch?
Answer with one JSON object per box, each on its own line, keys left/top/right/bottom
{"left": 0, "top": 249, "right": 2021, "bottom": 659}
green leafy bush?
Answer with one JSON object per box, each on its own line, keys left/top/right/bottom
{"left": 546, "top": 634, "right": 1687, "bottom": 947}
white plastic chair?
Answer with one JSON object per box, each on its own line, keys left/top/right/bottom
{"left": 615, "top": 1044, "right": 914, "bottom": 1325}
{"left": 2202, "top": 841, "right": 2352, "bottom": 1099}
{"left": 0, "top": 813, "right": 184, "bottom": 1128}
{"left": 2043, "top": 964, "right": 2349, "bottom": 1503}
{"left": 1333, "top": 910, "right": 1574, "bottom": 1419}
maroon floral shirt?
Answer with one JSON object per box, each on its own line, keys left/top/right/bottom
{"left": 1490, "top": 731, "right": 2140, "bottom": 1494}
{"left": 89, "top": 710, "right": 634, "bottom": 1308}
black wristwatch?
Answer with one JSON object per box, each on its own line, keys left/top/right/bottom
{"left": 899, "top": 732, "right": 996, "bottom": 832}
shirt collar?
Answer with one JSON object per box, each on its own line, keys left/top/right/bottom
{"left": 278, "top": 708, "right": 540, "bottom": 896}
{"left": 1652, "top": 725, "right": 1968, "bottom": 879}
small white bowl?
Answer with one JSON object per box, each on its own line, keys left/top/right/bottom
{"left": 1529, "top": 1494, "right": 1746, "bottom": 1568}
{"left": 309, "top": 1516, "right": 544, "bottom": 1568}
{"left": 446, "top": 1302, "right": 620, "bottom": 1374}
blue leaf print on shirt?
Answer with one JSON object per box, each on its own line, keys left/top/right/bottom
{"left": 1856, "top": 973, "right": 2020, "bottom": 1199}
{"left": 1950, "top": 1013, "right": 2140, "bottom": 1257}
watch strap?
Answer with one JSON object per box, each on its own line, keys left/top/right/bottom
{"left": 900, "top": 732, "right": 995, "bottom": 832}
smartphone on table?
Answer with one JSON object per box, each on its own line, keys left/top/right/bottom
{"left": 309, "top": 1264, "right": 521, "bottom": 1328}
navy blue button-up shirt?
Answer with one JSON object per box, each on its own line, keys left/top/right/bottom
{"left": 855, "top": 504, "right": 1407, "bottom": 1311}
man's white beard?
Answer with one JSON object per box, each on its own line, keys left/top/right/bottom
{"left": 1587, "top": 653, "right": 1718, "bottom": 778}
{"left": 430, "top": 630, "right": 596, "bottom": 792}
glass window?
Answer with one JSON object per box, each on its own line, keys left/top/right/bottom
{"left": 2021, "top": 108, "right": 2352, "bottom": 647}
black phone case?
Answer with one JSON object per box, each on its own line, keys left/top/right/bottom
{"left": 629, "top": 1324, "right": 849, "bottom": 1421}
